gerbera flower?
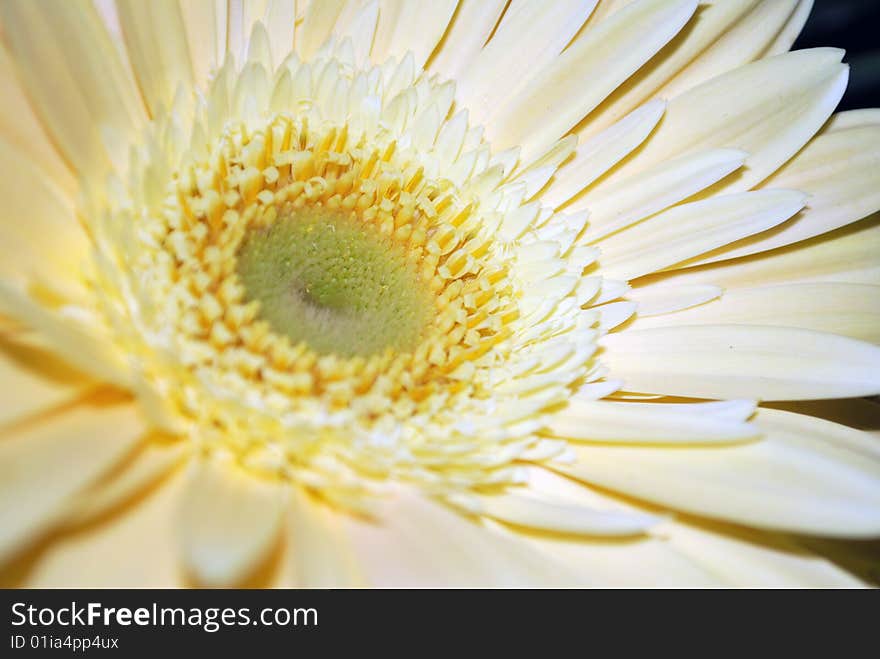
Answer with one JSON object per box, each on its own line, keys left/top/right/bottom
{"left": 1, "top": 0, "right": 878, "bottom": 588}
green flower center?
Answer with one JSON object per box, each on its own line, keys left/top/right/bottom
{"left": 236, "top": 207, "right": 433, "bottom": 358}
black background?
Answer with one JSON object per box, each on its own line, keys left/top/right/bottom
{"left": 795, "top": 0, "right": 880, "bottom": 110}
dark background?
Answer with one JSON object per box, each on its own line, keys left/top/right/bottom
{"left": 795, "top": 0, "right": 880, "bottom": 110}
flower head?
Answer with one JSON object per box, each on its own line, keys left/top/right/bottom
{"left": 0, "top": 0, "right": 879, "bottom": 587}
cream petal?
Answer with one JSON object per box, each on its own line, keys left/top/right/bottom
{"left": 509, "top": 467, "right": 862, "bottom": 586}
{"left": 426, "top": 0, "right": 507, "bottom": 81}
{"left": 0, "top": 139, "right": 90, "bottom": 299}
{"left": 177, "top": 459, "right": 284, "bottom": 587}
{"left": 602, "top": 324, "right": 880, "bottom": 401}
{"left": 653, "top": 519, "right": 867, "bottom": 588}
{"left": 344, "top": 490, "right": 579, "bottom": 586}
{"left": 298, "top": 0, "right": 346, "bottom": 60}
{"left": 449, "top": 490, "right": 660, "bottom": 536}
{"left": 546, "top": 399, "right": 759, "bottom": 444}
{"left": 116, "top": 0, "right": 194, "bottom": 115}
{"left": 179, "top": 0, "right": 228, "bottom": 88}
{"left": 561, "top": 408, "right": 880, "bottom": 537}
{"left": 653, "top": 0, "right": 804, "bottom": 102}
{"left": 763, "top": 0, "right": 813, "bottom": 57}
{"left": 263, "top": 0, "right": 298, "bottom": 67}
{"left": 0, "top": 280, "right": 132, "bottom": 388}
{"left": 597, "top": 189, "right": 806, "bottom": 281}
{"left": 627, "top": 283, "right": 722, "bottom": 316}
{"left": 596, "top": 49, "right": 847, "bottom": 197}
{"left": 282, "top": 488, "right": 363, "bottom": 587}
{"left": 0, "top": 338, "right": 91, "bottom": 429}
{"left": 630, "top": 283, "right": 880, "bottom": 344}
{"left": 577, "top": 148, "right": 748, "bottom": 241}
{"left": 333, "top": 0, "right": 379, "bottom": 66}
{"left": 226, "top": 0, "right": 270, "bottom": 64}
{"left": 576, "top": 0, "right": 761, "bottom": 141}
{"left": 488, "top": 0, "right": 695, "bottom": 162}
{"left": 636, "top": 213, "right": 880, "bottom": 290}
{"left": 0, "top": 45, "right": 74, "bottom": 196}
{"left": 382, "top": 0, "right": 458, "bottom": 69}
{"left": 0, "top": 397, "right": 146, "bottom": 567}
{"left": 0, "top": 0, "right": 145, "bottom": 183}
{"left": 543, "top": 99, "right": 665, "bottom": 209}
{"left": 457, "top": 0, "right": 599, "bottom": 128}
{"left": 17, "top": 469, "right": 186, "bottom": 587}
{"left": 691, "top": 116, "right": 880, "bottom": 264}
{"left": 65, "top": 438, "right": 188, "bottom": 527}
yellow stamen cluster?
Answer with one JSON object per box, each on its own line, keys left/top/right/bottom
{"left": 87, "top": 49, "right": 596, "bottom": 503}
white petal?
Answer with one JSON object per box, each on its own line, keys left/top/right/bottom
{"left": 0, "top": 398, "right": 145, "bottom": 566}
{"left": 631, "top": 282, "right": 880, "bottom": 344}
{"left": 561, "top": 408, "right": 880, "bottom": 537}
{"left": 0, "top": 0, "right": 145, "bottom": 182}
{"left": 0, "top": 339, "right": 90, "bottom": 429}
{"left": 178, "top": 460, "right": 284, "bottom": 587}
{"left": 578, "top": 148, "right": 748, "bottom": 241}
{"left": 488, "top": 0, "right": 695, "bottom": 162}
{"left": 693, "top": 118, "right": 880, "bottom": 264}
{"left": 546, "top": 398, "right": 759, "bottom": 444}
{"left": 282, "top": 488, "right": 364, "bottom": 587}
{"left": 116, "top": 0, "right": 194, "bottom": 115}
{"left": 426, "top": 0, "right": 507, "bottom": 81}
{"left": 452, "top": 489, "right": 659, "bottom": 536}
{"left": 597, "top": 190, "right": 806, "bottom": 281}
{"left": 598, "top": 49, "right": 847, "bottom": 197}
{"left": 638, "top": 213, "right": 880, "bottom": 290}
{"left": 543, "top": 99, "right": 665, "bottom": 209}
{"left": 19, "top": 469, "right": 186, "bottom": 587}
{"left": 179, "top": 0, "right": 227, "bottom": 88}
{"left": 457, "top": 0, "right": 598, "bottom": 127}
{"left": 602, "top": 324, "right": 880, "bottom": 401}
{"left": 344, "top": 490, "right": 579, "bottom": 586}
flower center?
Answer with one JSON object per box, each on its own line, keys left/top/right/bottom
{"left": 235, "top": 206, "right": 432, "bottom": 357}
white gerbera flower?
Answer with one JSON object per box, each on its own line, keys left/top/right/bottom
{"left": 0, "top": 0, "right": 878, "bottom": 587}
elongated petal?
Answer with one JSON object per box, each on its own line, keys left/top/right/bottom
{"left": 488, "top": 0, "right": 695, "bottom": 162}
{"left": 16, "top": 469, "right": 185, "bottom": 587}
{"left": 426, "top": 0, "right": 507, "bottom": 81}
{"left": 0, "top": 398, "right": 145, "bottom": 566}
{"left": 0, "top": 138, "right": 90, "bottom": 299}
{"left": 179, "top": 0, "right": 227, "bottom": 87}
{"left": 544, "top": 99, "right": 665, "bottom": 209}
{"left": 458, "top": 0, "right": 598, "bottom": 127}
{"left": 601, "top": 324, "right": 880, "bottom": 400}
{"left": 0, "top": 46, "right": 74, "bottom": 196}
{"left": 561, "top": 408, "right": 880, "bottom": 537}
{"left": 637, "top": 213, "right": 880, "bottom": 290}
{"left": 692, "top": 117, "right": 880, "bottom": 264}
{"left": 66, "top": 439, "right": 187, "bottom": 527}
{"left": 282, "top": 488, "right": 363, "bottom": 587}
{"left": 0, "top": 0, "right": 145, "bottom": 182}
{"left": 344, "top": 490, "right": 579, "bottom": 586}
{"left": 597, "top": 190, "right": 806, "bottom": 281}
{"left": 655, "top": 0, "right": 804, "bottom": 102}
{"left": 546, "top": 399, "right": 759, "bottom": 444}
{"left": 631, "top": 283, "right": 880, "bottom": 344}
{"left": 178, "top": 460, "right": 284, "bottom": 587}
{"left": 597, "top": 49, "right": 847, "bottom": 197}
{"left": 451, "top": 490, "right": 660, "bottom": 536}
{"left": 116, "top": 0, "right": 194, "bottom": 115}
{"left": 0, "top": 338, "right": 90, "bottom": 429}
{"left": 382, "top": 0, "right": 458, "bottom": 69}
{"left": 578, "top": 0, "right": 761, "bottom": 140}
{"left": 578, "top": 148, "right": 748, "bottom": 240}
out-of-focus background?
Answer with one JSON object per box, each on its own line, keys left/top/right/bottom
{"left": 795, "top": 0, "right": 880, "bottom": 110}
